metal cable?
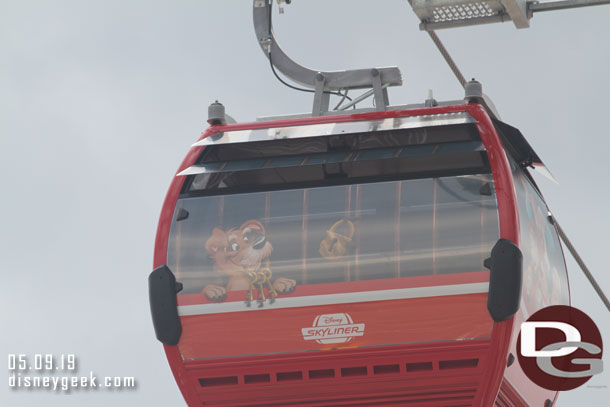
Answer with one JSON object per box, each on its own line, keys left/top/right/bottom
{"left": 555, "top": 220, "right": 610, "bottom": 313}
{"left": 333, "top": 89, "right": 353, "bottom": 111}
{"left": 427, "top": 31, "right": 467, "bottom": 89}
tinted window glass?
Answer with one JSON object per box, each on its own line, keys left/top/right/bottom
{"left": 184, "top": 125, "right": 487, "bottom": 195}
{"left": 168, "top": 174, "right": 499, "bottom": 298}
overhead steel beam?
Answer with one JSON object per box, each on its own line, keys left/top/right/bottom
{"left": 410, "top": 0, "right": 610, "bottom": 31}
{"left": 530, "top": 0, "right": 610, "bottom": 13}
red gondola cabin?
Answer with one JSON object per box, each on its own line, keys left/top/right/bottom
{"left": 150, "top": 102, "right": 570, "bottom": 407}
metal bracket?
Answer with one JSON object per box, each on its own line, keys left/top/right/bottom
{"left": 253, "top": 0, "right": 402, "bottom": 115}
{"left": 371, "top": 68, "right": 389, "bottom": 111}
{"left": 312, "top": 73, "right": 330, "bottom": 116}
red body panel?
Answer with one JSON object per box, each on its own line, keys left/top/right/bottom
{"left": 186, "top": 340, "right": 492, "bottom": 407}
{"left": 502, "top": 309, "right": 558, "bottom": 406}
{"left": 180, "top": 293, "right": 492, "bottom": 360}
{"left": 153, "top": 103, "right": 560, "bottom": 406}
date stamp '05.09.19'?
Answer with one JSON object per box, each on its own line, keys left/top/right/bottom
{"left": 7, "top": 354, "right": 136, "bottom": 392}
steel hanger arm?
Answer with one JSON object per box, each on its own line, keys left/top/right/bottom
{"left": 252, "top": 0, "right": 402, "bottom": 91}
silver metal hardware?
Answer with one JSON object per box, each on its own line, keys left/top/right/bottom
{"left": 252, "top": 0, "right": 402, "bottom": 115}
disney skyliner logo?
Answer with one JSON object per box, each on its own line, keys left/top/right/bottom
{"left": 302, "top": 306, "right": 604, "bottom": 392}
{"left": 302, "top": 313, "right": 365, "bottom": 344}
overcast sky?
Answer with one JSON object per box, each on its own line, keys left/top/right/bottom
{"left": 1, "top": 1, "right": 609, "bottom": 406}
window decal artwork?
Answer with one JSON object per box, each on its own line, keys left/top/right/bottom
{"left": 202, "top": 220, "right": 296, "bottom": 303}
{"left": 319, "top": 219, "right": 355, "bottom": 261}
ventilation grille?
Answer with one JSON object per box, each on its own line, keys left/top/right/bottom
{"left": 198, "top": 358, "right": 479, "bottom": 388}
{"left": 410, "top": 0, "right": 512, "bottom": 29}
{"left": 432, "top": 3, "right": 496, "bottom": 23}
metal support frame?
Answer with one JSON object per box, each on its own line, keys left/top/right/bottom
{"left": 411, "top": 0, "right": 527, "bottom": 30}
{"left": 409, "top": 0, "right": 610, "bottom": 31}
{"left": 253, "top": 0, "right": 402, "bottom": 115}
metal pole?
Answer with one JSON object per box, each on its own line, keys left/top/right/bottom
{"left": 555, "top": 220, "right": 610, "bottom": 313}
{"left": 530, "top": 0, "right": 610, "bottom": 13}
{"left": 338, "top": 83, "right": 390, "bottom": 111}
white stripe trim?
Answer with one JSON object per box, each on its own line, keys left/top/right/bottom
{"left": 177, "top": 282, "right": 488, "bottom": 316}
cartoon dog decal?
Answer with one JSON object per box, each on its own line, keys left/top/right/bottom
{"left": 319, "top": 219, "right": 355, "bottom": 261}
{"left": 203, "top": 220, "right": 296, "bottom": 302}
